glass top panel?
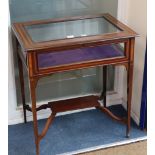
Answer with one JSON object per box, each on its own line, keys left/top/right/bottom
{"left": 25, "top": 17, "right": 121, "bottom": 42}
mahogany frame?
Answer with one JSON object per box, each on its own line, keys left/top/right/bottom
{"left": 12, "top": 13, "right": 138, "bottom": 155}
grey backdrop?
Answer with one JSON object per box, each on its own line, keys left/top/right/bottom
{"left": 9, "top": 0, "right": 118, "bottom": 105}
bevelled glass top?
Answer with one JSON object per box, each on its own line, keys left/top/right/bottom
{"left": 25, "top": 17, "right": 121, "bottom": 42}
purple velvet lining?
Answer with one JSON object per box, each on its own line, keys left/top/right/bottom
{"left": 38, "top": 45, "right": 124, "bottom": 68}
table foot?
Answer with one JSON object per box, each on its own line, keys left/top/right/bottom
{"left": 126, "top": 132, "right": 130, "bottom": 138}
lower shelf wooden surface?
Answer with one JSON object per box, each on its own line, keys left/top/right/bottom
{"left": 49, "top": 95, "right": 100, "bottom": 113}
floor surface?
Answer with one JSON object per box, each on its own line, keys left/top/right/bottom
{"left": 8, "top": 105, "right": 147, "bottom": 155}
{"left": 82, "top": 140, "right": 147, "bottom": 155}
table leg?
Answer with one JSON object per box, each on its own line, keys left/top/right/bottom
{"left": 17, "top": 53, "right": 27, "bottom": 123}
{"left": 100, "top": 66, "right": 107, "bottom": 107}
{"left": 29, "top": 78, "right": 40, "bottom": 155}
{"left": 126, "top": 63, "right": 134, "bottom": 137}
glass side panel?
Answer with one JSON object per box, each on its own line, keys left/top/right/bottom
{"left": 25, "top": 17, "right": 121, "bottom": 42}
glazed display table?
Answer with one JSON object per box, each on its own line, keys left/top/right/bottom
{"left": 12, "top": 13, "right": 138, "bottom": 155}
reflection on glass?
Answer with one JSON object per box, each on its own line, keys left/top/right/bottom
{"left": 25, "top": 17, "right": 120, "bottom": 42}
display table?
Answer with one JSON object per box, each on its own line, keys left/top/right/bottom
{"left": 12, "top": 13, "right": 138, "bottom": 155}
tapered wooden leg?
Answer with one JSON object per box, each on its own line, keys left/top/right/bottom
{"left": 103, "top": 66, "right": 107, "bottom": 107}
{"left": 17, "top": 54, "right": 27, "bottom": 123}
{"left": 29, "top": 78, "right": 40, "bottom": 155}
{"left": 100, "top": 66, "right": 107, "bottom": 107}
{"left": 126, "top": 38, "right": 135, "bottom": 138}
{"left": 126, "top": 63, "right": 134, "bottom": 138}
